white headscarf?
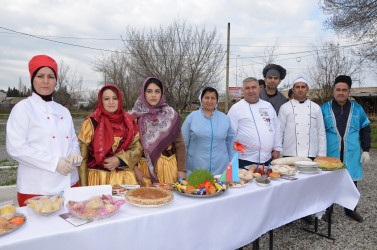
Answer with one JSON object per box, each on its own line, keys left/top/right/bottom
{"left": 198, "top": 87, "right": 219, "bottom": 109}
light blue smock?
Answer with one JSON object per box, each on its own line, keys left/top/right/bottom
{"left": 182, "top": 109, "right": 236, "bottom": 176}
{"left": 321, "top": 101, "right": 370, "bottom": 180}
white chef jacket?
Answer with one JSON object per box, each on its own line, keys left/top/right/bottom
{"left": 278, "top": 99, "right": 326, "bottom": 158}
{"left": 227, "top": 99, "right": 282, "bottom": 163}
{"left": 6, "top": 93, "right": 80, "bottom": 195}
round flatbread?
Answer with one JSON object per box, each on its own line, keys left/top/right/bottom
{"left": 125, "top": 187, "right": 173, "bottom": 206}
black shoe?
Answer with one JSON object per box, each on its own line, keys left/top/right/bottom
{"left": 345, "top": 209, "right": 364, "bottom": 222}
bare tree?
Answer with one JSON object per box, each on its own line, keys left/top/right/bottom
{"left": 86, "top": 89, "right": 99, "bottom": 109}
{"left": 122, "top": 19, "right": 225, "bottom": 112}
{"left": 320, "top": 0, "right": 377, "bottom": 62}
{"left": 54, "top": 60, "right": 84, "bottom": 107}
{"left": 260, "top": 40, "right": 280, "bottom": 66}
{"left": 307, "top": 41, "right": 366, "bottom": 104}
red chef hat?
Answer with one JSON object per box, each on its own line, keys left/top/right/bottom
{"left": 28, "top": 55, "right": 58, "bottom": 82}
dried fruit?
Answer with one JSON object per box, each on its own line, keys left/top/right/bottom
{"left": 0, "top": 205, "right": 16, "bottom": 215}
{"left": 10, "top": 217, "right": 24, "bottom": 226}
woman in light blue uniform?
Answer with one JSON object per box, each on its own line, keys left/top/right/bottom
{"left": 182, "top": 87, "right": 235, "bottom": 176}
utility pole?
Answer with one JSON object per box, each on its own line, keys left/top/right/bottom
{"left": 225, "top": 23, "right": 230, "bottom": 113}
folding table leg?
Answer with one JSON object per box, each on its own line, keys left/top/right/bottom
{"left": 302, "top": 204, "right": 334, "bottom": 240}
{"left": 269, "top": 230, "right": 273, "bottom": 250}
{"left": 327, "top": 204, "right": 333, "bottom": 238}
{"left": 252, "top": 238, "right": 259, "bottom": 250}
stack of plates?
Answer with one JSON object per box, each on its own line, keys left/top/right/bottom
{"left": 294, "top": 161, "right": 320, "bottom": 173}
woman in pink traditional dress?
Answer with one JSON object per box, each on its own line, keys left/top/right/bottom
{"left": 77, "top": 85, "right": 143, "bottom": 186}
{"left": 130, "top": 77, "right": 187, "bottom": 186}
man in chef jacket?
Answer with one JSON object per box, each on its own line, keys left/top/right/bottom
{"left": 278, "top": 76, "right": 326, "bottom": 225}
{"left": 278, "top": 76, "right": 326, "bottom": 159}
{"left": 228, "top": 77, "right": 282, "bottom": 169}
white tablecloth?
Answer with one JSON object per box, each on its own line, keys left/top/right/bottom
{"left": 0, "top": 169, "right": 359, "bottom": 250}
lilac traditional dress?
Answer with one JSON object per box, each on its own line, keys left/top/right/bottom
{"left": 130, "top": 77, "right": 186, "bottom": 184}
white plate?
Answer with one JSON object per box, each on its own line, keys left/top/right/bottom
{"left": 229, "top": 183, "right": 246, "bottom": 188}
{"left": 25, "top": 195, "right": 64, "bottom": 216}
{"left": 255, "top": 181, "right": 271, "bottom": 187}
{"left": 271, "top": 165, "right": 298, "bottom": 176}
{"left": 0, "top": 213, "right": 26, "bottom": 237}
{"left": 281, "top": 171, "right": 298, "bottom": 176}
{"left": 127, "top": 200, "right": 172, "bottom": 208}
{"left": 269, "top": 177, "right": 281, "bottom": 180}
{"left": 298, "top": 169, "right": 321, "bottom": 174}
{"left": 294, "top": 161, "right": 319, "bottom": 167}
{"left": 239, "top": 176, "right": 253, "bottom": 181}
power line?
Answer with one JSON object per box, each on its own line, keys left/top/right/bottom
{"left": 0, "top": 26, "right": 227, "bottom": 56}
{"left": 0, "top": 26, "right": 371, "bottom": 62}
{"left": 0, "top": 29, "right": 337, "bottom": 48}
{"left": 0, "top": 27, "right": 121, "bottom": 53}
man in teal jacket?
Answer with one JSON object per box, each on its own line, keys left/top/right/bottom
{"left": 321, "top": 75, "right": 371, "bottom": 222}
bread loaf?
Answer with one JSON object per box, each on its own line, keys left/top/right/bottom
{"left": 271, "top": 157, "right": 312, "bottom": 165}
{"left": 314, "top": 157, "right": 344, "bottom": 169}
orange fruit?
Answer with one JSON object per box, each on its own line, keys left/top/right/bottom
{"left": 10, "top": 217, "right": 24, "bottom": 226}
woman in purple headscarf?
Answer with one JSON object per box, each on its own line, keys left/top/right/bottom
{"left": 130, "top": 77, "right": 187, "bottom": 186}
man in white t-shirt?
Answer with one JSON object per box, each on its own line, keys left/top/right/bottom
{"left": 228, "top": 77, "right": 282, "bottom": 169}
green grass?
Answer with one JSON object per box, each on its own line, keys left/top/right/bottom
{"left": 371, "top": 124, "right": 377, "bottom": 148}
{"left": 0, "top": 159, "right": 9, "bottom": 163}
{"left": 2, "top": 179, "right": 16, "bottom": 186}
{"left": 0, "top": 167, "right": 17, "bottom": 171}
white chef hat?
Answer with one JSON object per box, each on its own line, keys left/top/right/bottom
{"left": 293, "top": 76, "right": 308, "bottom": 86}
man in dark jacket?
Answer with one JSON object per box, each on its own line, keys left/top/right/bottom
{"left": 259, "top": 64, "right": 288, "bottom": 114}
{"left": 321, "top": 75, "right": 371, "bottom": 222}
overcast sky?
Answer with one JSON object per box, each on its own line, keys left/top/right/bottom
{"left": 0, "top": 0, "right": 361, "bottom": 94}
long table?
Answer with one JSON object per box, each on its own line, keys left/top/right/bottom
{"left": 0, "top": 169, "right": 359, "bottom": 250}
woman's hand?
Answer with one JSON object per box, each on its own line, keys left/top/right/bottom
{"left": 56, "top": 157, "right": 74, "bottom": 176}
{"left": 178, "top": 171, "right": 187, "bottom": 180}
{"left": 68, "top": 152, "right": 83, "bottom": 165}
{"left": 103, "top": 156, "right": 120, "bottom": 171}
{"left": 134, "top": 167, "right": 149, "bottom": 187}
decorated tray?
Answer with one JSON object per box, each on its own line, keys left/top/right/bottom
{"left": 0, "top": 212, "right": 26, "bottom": 237}
{"left": 172, "top": 181, "right": 228, "bottom": 198}
{"left": 174, "top": 188, "right": 226, "bottom": 198}
{"left": 25, "top": 195, "right": 64, "bottom": 216}
{"left": 67, "top": 195, "right": 126, "bottom": 221}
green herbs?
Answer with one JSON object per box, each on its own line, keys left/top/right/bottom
{"left": 188, "top": 169, "right": 214, "bottom": 187}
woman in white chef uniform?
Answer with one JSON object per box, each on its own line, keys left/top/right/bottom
{"left": 6, "top": 55, "right": 83, "bottom": 207}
